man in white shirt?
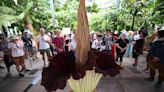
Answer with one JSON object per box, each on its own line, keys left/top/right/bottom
{"left": 37, "top": 28, "right": 51, "bottom": 67}
{"left": 91, "top": 35, "right": 105, "bottom": 51}
{"left": 69, "top": 34, "right": 76, "bottom": 52}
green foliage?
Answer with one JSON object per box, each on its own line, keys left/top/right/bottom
{"left": 0, "top": 0, "right": 33, "bottom": 30}
{"left": 86, "top": 2, "right": 99, "bottom": 13}
{"left": 89, "top": 13, "right": 105, "bottom": 31}
{"left": 55, "top": 0, "right": 79, "bottom": 30}
{"left": 26, "top": 0, "right": 51, "bottom": 31}
{"left": 0, "top": 0, "right": 163, "bottom": 34}
{"left": 0, "top": 6, "right": 14, "bottom": 15}
{"left": 89, "top": 8, "right": 129, "bottom": 32}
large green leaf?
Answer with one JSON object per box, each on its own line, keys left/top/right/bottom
{"left": 0, "top": 15, "right": 19, "bottom": 26}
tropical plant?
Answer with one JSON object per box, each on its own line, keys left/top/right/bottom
{"left": 0, "top": 0, "right": 33, "bottom": 31}
{"left": 55, "top": 0, "right": 79, "bottom": 31}
{"left": 1, "top": 0, "right": 163, "bottom": 34}
{"left": 86, "top": 2, "right": 99, "bottom": 13}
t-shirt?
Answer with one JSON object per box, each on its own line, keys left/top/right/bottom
{"left": 133, "top": 34, "right": 141, "bottom": 41}
{"left": 71, "top": 34, "right": 75, "bottom": 40}
{"left": 116, "top": 39, "right": 129, "bottom": 51}
{"left": 103, "top": 35, "right": 113, "bottom": 50}
{"left": 70, "top": 39, "right": 76, "bottom": 51}
{"left": 113, "top": 35, "right": 118, "bottom": 41}
{"left": 37, "top": 35, "right": 50, "bottom": 50}
{"left": 53, "top": 37, "right": 64, "bottom": 49}
{"left": 91, "top": 39, "right": 105, "bottom": 51}
{"left": 8, "top": 40, "right": 25, "bottom": 57}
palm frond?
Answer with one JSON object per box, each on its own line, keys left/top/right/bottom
{"left": 0, "top": 6, "right": 14, "bottom": 15}
{"left": 152, "top": 1, "right": 164, "bottom": 15}
{"left": 24, "top": 1, "right": 33, "bottom": 13}
{"left": 0, "top": 15, "right": 19, "bottom": 26}
{"left": 0, "top": 1, "right": 33, "bottom": 27}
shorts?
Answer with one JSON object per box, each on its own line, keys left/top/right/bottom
{"left": 12, "top": 56, "right": 25, "bottom": 65}
{"left": 39, "top": 48, "right": 50, "bottom": 56}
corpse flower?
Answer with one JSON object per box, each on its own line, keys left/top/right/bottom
{"left": 41, "top": 0, "right": 122, "bottom": 92}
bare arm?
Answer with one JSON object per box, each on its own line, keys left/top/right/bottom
{"left": 123, "top": 44, "right": 129, "bottom": 51}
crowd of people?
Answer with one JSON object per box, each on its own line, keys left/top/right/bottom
{"left": 0, "top": 27, "right": 164, "bottom": 88}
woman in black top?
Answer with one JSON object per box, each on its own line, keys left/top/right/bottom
{"left": 116, "top": 33, "right": 129, "bottom": 65}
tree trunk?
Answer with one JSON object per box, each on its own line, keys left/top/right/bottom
{"left": 131, "top": 15, "right": 135, "bottom": 31}
{"left": 131, "top": 9, "right": 137, "bottom": 31}
{"left": 75, "top": 0, "right": 90, "bottom": 70}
